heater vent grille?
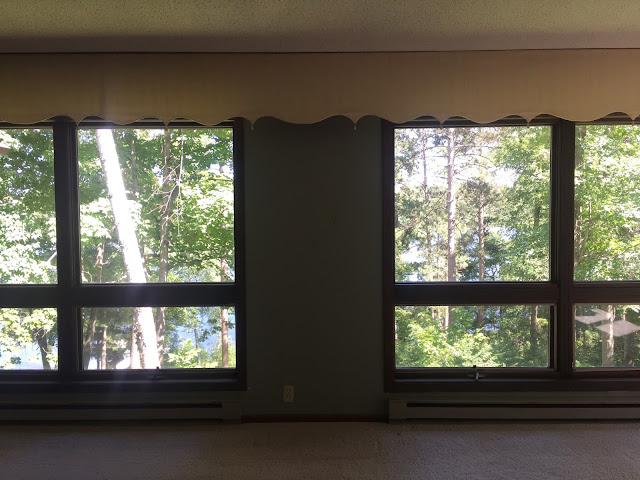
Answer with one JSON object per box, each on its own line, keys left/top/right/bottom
{"left": 0, "top": 402, "right": 241, "bottom": 422}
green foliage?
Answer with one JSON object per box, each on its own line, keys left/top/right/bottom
{"left": 394, "top": 126, "right": 550, "bottom": 284}
{"left": 0, "top": 130, "right": 57, "bottom": 369}
{"left": 575, "top": 305, "right": 640, "bottom": 367}
{"left": 0, "top": 308, "right": 57, "bottom": 369}
{"left": 493, "top": 127, "right": 551, "bottom": 282}
{"left": 394, "top": 126, "right": 553, "bottom": 368}
{"left": 161, "top": 306, "right": 236, "bottom": 369}
{"left": 76, "top": 128, "right": 236, "bottom": 369}
{"left": 575, "top": 125, "right": 640, "bottom": 280}
{"left": 396, "top": 306, "right": 549, "bottom": 368}
{"left": 0, "top": 127, "right": 235, "bottom": 370}
{"left": 395, "top": 123, "right": 640, "bottom": 369}
{"left": 78, "top": 128, "right": 235, "bottom": 284}
{"left": 5, "top": 121, "right": 640, "bottom": 371}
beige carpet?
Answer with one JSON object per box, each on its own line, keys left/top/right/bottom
{"left": 1, "top": 421, "right": 639, "bottom": 479}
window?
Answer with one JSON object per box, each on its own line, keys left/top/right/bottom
{"left": 0, "top": 119, "right": 245, "bottom": 391}
{"left": 384, "top": 116, "right": 640, "bottom": 391}
{"left": 0, "top": 128, "right": 57, "bottom": 370}
{"left": 574, "top": 123, "right": 640, "bottom": 370}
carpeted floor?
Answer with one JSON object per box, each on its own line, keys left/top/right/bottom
{"left": 1, "top": 421, "right": 639, "bottom": 479}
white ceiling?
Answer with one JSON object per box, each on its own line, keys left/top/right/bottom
{"left": 2, "top": 0, "right": 640, "bottom": 53}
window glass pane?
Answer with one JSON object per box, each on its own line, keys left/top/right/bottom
{"left": 0, "top": 308, "right": 57, "bottom": 370}
{"left": 395, "top": 305, "right": 550, "bottom": 367}
{"left": 575, "top": 304, "right": 640, "bottom": 367}
{"left": 395, "top": 126, "right": 550, "bottom": 282}
{"left": 78, "top": 128, "right": 234, "bottom": 284}
{"left": 82, "top": 306, "right": 236, "bottom": 370}
{"left": 575, "top": 125, "right": 640, "bottom": 280}
{"left": 0, "top": 129, "right": 56, "bottom": 284}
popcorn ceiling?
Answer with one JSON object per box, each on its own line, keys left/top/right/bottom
{"left": 1, "top": 0, "right": 640, "bottom": 52}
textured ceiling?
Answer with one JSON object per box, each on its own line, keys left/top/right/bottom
{"left": 1, "top": 0, "right": 640, "bottom": 53}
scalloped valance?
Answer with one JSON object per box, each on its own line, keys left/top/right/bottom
{"left": 1, "top": 50, "right": 640, "bottom": 125}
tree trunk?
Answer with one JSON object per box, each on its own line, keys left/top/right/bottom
{"left": 624, "top": 334, "right": 634, "bottom": 367}
{"left": 156, "top": 129, "right": 182, "bottom": 366}
{"left": 444, "top": 129, "right": 457, "bottom": 329}
{"left": 155, "top": 305, "right": 166, "bottom": 366}
{"left": 83, "top": 240, "right": 104, "bottom": 369}
{"left": 426, "top": 229, "right": 432, "bottom": 280}
{"left": 574, "top": 126, "right": 587, "bottom": 269}
{"left": 477, "top": 202, "right": 485, "bottom": 283}
{"left": 127, "top": 134, "right": 148, "bottom": 368}
{"left": 602, "top": 305, "right": 615, "bottom": 367}
{"left": 622, "top": 309, "right": 634, "bottom": 367}
{"left": 194, "top": 326, "right": 201, "bottom": 366}
{"left": 129, "top": 312, "right": 142, "bottom": 369}
{"left": 220, "top": 260, "right": 229, "bottom": 367}
{"left": 129, "top": 132, "right": 147, "bottom": 274}
{"left": 156, "top": 131, "right": 171, "bottom": 365}
{"left": 100, "top": 325, "right": 108, "bottom": 370}
{"left": 96, "top": 130, "right": 159, "bottom": 369}
{"left": 129, "top": 132, "right": 140, "bottom": 201}
{"left": 83, "top": 309, "right": 97, "bottom": 370}
{"left": 530, "top": 305, "right": 539, "bottom": 356}
{"left": 422, "top": 153, "right": 433, "bottom": 281}
{"left": 477, "top": 197, "right": 485, "bottom": 327}
{"left": 529, "top": 206, "right": 541, "bottom": 351}
{"left": 35, "top": 328, "right": 51, "bottom": 370}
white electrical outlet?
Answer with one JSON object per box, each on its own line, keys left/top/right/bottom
{"left": 283, "top": 385, "right": 295, "bottom": 403}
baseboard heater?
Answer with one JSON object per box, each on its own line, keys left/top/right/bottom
{"left": 389, "top": 399, "right": 640, "bottom": 421}
{"left": 0, "top": 402, "right": 241, "bottom": 422}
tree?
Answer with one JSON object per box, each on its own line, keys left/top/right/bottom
{"left": 96, "top": 129, "right": 159, "bottom": 369}
{"left": 79, "top": 127, "right": 235, "bottom": 370}
{"left": 0, "top": 129, "right": 58, "bottom": 370}
{"left": 573, "top": 125, "right": 640, "bottom": 366}
{"left": 394, "top": 125, "right": 552, "bottom": 368}
{"left": 0, "top": 125, "right": 236, "bottom": 371}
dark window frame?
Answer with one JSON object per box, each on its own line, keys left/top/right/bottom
{"left": 0, "top": 117, "right": 246, "bottom": 393}
{"left": 384, "top": 115, "right": 640, "bottom": 393}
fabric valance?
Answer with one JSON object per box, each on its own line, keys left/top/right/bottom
{"left": 1, "top": 50, "right": 639, "bottom": 125}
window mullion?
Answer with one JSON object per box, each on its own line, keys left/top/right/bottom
{"left": 553, "top": 119, "right": 576, "bottom": 376}
{"left": 53, "top": 119, "right": 81, "bottom": 380}
{"left": 382, "top": 120, "right": 397, "bottom": 390}
{"left": 394, "top": 283, "right": 558, "bottom": 305}
{"left": 573, "top": 283, "right": 640, "bottom": 304}
{"left": 73, "top": 284, "right": 240, "bottom": 307}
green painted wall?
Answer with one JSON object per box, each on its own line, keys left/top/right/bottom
{"left": 242, "top": 116, "right": 384, "bottom": 415}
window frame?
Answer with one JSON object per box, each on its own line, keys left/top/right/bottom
{"left": 0, "top": 117, "right": 246, "bottom": 392}
{"left": 384, "top": 115, "right": 640, "bottom": 393}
